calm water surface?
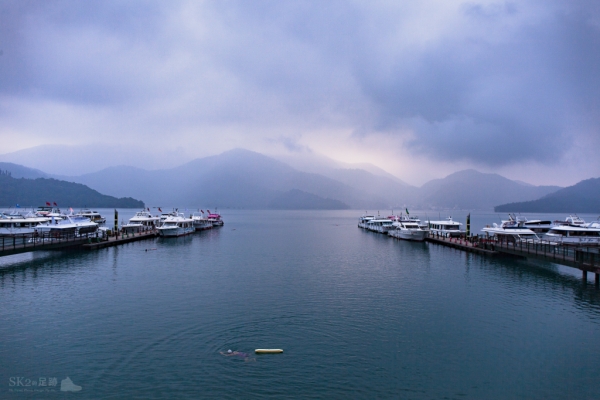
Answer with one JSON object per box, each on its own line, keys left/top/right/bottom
{"left": 1, "top": 210, "right": 600, "bottom": 399}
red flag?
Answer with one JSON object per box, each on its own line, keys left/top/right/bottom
{"left": 158, "top": 207, "right": 162, "bottom": 212}
{"left": 46, "top": 202, "right": 51, "bottom": 206}
{"left": 53, "top": 202, "right": 57, "bottom": 206}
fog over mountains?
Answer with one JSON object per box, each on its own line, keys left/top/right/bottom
{"left": 5, "top": 148, "right": 554, "bottom": 211}
{"left": 1, "top": 148, "right": 567, "bottom": 210}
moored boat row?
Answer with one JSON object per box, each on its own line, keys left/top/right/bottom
{"left": 359, "top": 211, "right": 600, "bottom": 246}
{"left": 479, "top": 214, "right": 600, "bottom": 245}
{"left": 0, "top": 206, "right": 225, "bottom": 238}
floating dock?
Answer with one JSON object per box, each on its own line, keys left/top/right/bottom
{"left": 81, "top": 230, "right": 159, "bottom": 250}
{"left": 0, "top": 229, "right": 160, "bottom": 257}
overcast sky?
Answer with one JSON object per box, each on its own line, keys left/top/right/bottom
{"left": 1, "top": 0, "right": 599, "bottom": 186}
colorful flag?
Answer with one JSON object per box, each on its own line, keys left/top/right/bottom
{"left": 46, "top": 202, "right": 51, "bottom": 206}
{"left": 158, "top": 207, "right": 162, "bottom": 212}
{"left": 53, "top": 202, "right": 57, "bottom": 206}
{"left": 405, "top": 208, "right": 409, "bottom": 215}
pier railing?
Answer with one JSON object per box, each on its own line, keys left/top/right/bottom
{"left": 427, "top": 231, "right": 599, "bottom": 271}
{"left": 0, "top": 231, "right": 104, "bottom": 254}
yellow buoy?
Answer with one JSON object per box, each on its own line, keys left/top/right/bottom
{"left": 255, "top": 349, "right": 283, "bottom": 354}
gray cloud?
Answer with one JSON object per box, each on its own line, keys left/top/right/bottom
{"left": 0, "top": 0, "right": 599, "bottom": 169}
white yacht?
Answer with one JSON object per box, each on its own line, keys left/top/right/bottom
{"left": 76, "top": 209, "right": 106, "bottom": 224}
{"left": 482, "top": 215, "right": 539, "bottom": 242}
{"left": 584, "top": 218, "right": 600, "bottom": 229}
{"left": 388, "top": 220, "right": 428, "bottom": 241}
{"left": 35, "top": 215, "right": 98, "bottom": 237}
{"left": 554, "top": 215, "right": 586, "bottom": 227}
{"left": 366, "top": 218, "right": 394, "bottom": 234}
{"left": 191, "top": 212, "right": 213, "bottom": 231}
{"left": 122, "top": 210, "right": 160, "bottom": 233}
{"left": 392, "top": 214, "right": 429, "bottom": 231}
{"left": 35, "top": 206, "right": 64, "bottom": 221}
{"left": 358, "top": 215, "right": 375, "bottom": 229}
{"left": 158, "top": 210, "right": 179, "bottom": 226}
{"left": 428, "top": 217, "right": 464, "bottom": 238}
{"left": 522, "top": 219, "right": 553, "bottom": 234}
{"left": 0, "top": 212, "right": 50, "bottom": 236}
{"left": 543, "top": 218, "right": 600, "bottom": 245}
{"left": 157, "top": 213, "right": 195, "bottom": 237}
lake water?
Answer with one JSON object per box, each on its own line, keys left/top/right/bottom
{"left": 1, "top": 210, "right": 600, "bottom": 399}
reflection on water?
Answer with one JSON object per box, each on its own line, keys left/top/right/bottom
{"left": 1, "top": 210, "right": 600, "bottom": 399}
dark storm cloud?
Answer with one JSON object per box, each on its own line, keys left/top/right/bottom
{"left": 0, "top": 0, "right": 169, "bottom": 104}
{"left": 349, "top": 1, "right": 600, "bottom": 165}
{"left": 1, "top": 0, "right": 599, "bottom": 167}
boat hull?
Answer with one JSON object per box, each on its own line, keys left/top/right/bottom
{"left": 389, "top": 229, "right": 427, "bottom": 241}
{"left": 158, "top": 226, "right": 195, "bottom": 237}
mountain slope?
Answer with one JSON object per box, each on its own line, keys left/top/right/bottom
{"left": 0, "top": 162, "right": 49, "bottom": 179}
{"left": 495, "top": 177, "right": 600, "bottom": 212}
{"left": 418, "top": 169, "right": 561, "bottom": 210}
{"left": 68, "top": 149, "right": 378, "bottom": 209}
{"left": 0, "top": 175, "right": 144, "bottom": 208}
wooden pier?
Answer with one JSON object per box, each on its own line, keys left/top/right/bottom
{"left": 81, "top": 229, "right": 159, "bottom": 250}
{"left": 425, "top": 232, "right": 600, "bottom": 282}
{"left": 0, "top": 229, "right": 159, "bottom": 257}
{"left": 425, "top": 235, "right": 498, "bottom": 256}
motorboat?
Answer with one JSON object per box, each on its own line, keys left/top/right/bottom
{"left": 482, "top": 214, "right": 539, "bottom": 242}
{"left": 584, "top": 218, "right": 600, "bottom": 229}
{"left": 0, "top": 212, "right": 50, "bottom": 236}
{"left": 388, "top": 219, "right": 428, "bottom": 241}
{"left": 543, "top": 222, "right": 600, "bottom": 245}
{"left": 35, "top": 206, "right": 65, "bottom": 221}
{"left": 366, "top": 218, "right": 394, "bottom": 234}
{"left": 35, "top": 215, "right": 98, "bottom": 237}
{"left": 191, "top": 211, "right": 213, "bottom": 231}
{"left": 158, "top": 210, "right": 179, "bottom": 226}
{"left": 358, "top": 214, "right": 375, "bottom": 229}
{"left": 76, "top": 209, "right": 106, "bottom": 225}
{"left": 157, "top": 213, "right": 195, "bottom": 237}
{"left": 207, "top": 212, "right": 224, "bottom": 227}
{"left": 122, "top": 210, "right": 160, "bottom": 233}
{"left": 428, "top": 217, "right": 464, "bottom": 238}
{"left": 391, "top": 213, "right": 429, "bottom": 231}
{"left": 554, "top": 215, "right": 586, "bottom": 227}
{"left": 522, "top": 219, "right": 553, "bottom": 234}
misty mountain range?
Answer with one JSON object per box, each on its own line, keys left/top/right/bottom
{"left": 1, "top": 149, "right": 566, "bottom": 210}
{"left": 495, "top": 178, "right": 600, "bottom": 213}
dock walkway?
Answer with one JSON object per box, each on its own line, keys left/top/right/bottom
{"left": 425, "top": 232, "right": 600, "bottom": 282}
{"left": 81, "top": 230, "right": 158, "bottom": 250}
{"left": 0, "top": 229, "right": 160, "bottom": 257}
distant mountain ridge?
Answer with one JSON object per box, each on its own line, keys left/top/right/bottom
{"left": 0, "top": 162, "right": 49, "bottom": 179}
{"left": 495, "top": 178, "right": 600, "bottom": 213}
{"left": 63, "top": 149, "right": 373, "bottom": 209}
{"left": 417, "top": 169, "right": 561, "bottom": 210}
{"left": 1, "top": 149, "right": 566, "bottom": 210}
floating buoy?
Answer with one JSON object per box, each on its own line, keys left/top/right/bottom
{"left": 255, "top": 349, "right": 283, "bottom": 354}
